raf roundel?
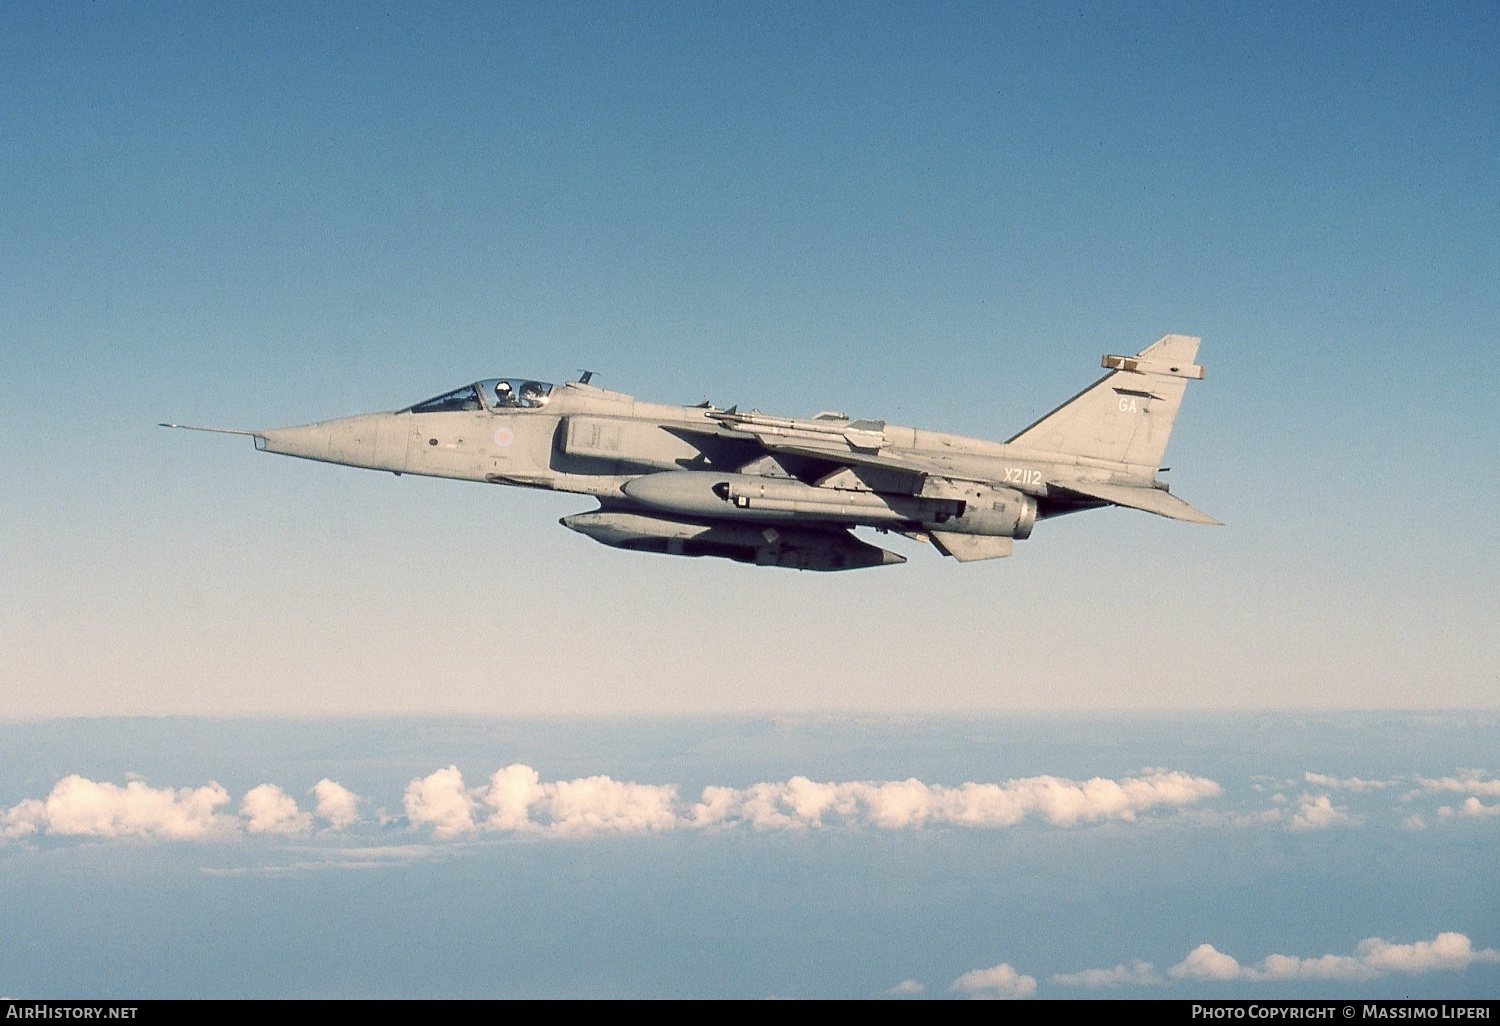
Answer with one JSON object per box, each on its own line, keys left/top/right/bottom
{"left": 493, "top": 426, "right": 515, "bottom": 448}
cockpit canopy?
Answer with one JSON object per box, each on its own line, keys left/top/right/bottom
{"left": 406, "top": 378, "right": 554, "bottom": 414}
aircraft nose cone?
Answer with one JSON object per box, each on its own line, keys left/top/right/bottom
{"left": 255, "top": 414, "right": 409, "bottom": 472}
{"left": 257, "top": 422, "right": 332, "bottom": 460}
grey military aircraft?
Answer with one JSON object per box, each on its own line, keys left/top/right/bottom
{"left": 164, "top": 334, "right": 1217, "bottom": 571}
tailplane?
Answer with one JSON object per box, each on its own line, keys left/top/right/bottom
{"left": 1007, "top": 334, "right": 1203, "bottom": 478}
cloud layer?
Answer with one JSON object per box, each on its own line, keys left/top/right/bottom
{"left": 1302, "top": 772, "right": 1395, "bottom": 792}
{"left": 1050, "top": 960, "right": 1160, "bottom": 987}
{"left": 1170, "top": 933, "right": 1500, "bottom": 982}
{"left": 13, "top": 764, "right": 1500, "bottom": 844}
{"left": 1439, "top": 797, "right": 1500, "bottom": 819}
{"left": 1288, "top": 793, "right": 1358, "bottom": 830}
{"left": 1050, "top": 933, "right": 1500, "bottom": 988}
{"left": 402, "top": 764, "right": 1221, "bottom": 837}
{"left": 950, "top": 962, "right": 1037, "bottom": 998}
{"left": 1415, "top": 772, "right": 1500, "bottom": 798}
{"left": 3, "top": 776, "right": 357, "bottom": 840}
{"left": 3, "top": 765, "right": 1222, "bottom": 843}
{"left": 1245, "top": 768, "right": 1500, "bottom": 831}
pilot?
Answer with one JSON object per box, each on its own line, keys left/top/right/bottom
{"left": 494, "top": 381, "right": 515, "bottom": 407}
{"left": 519, "top": 381, "right": 549, "bottom": 408}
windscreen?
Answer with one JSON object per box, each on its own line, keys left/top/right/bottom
{"left": 407, "top": 385, "right": 482, "bottom": 414}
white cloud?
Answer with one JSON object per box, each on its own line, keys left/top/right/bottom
{"left": 1358, "top": 933, "right": 1500, "bottom": 974}
{"left": 0, "top": 775, "right": 237, "bottom": 840}
{"left": 1303, "top": 772, "right": 1393, "bottom": 792}
{"left": 1051, "top": 960, "right": 1160, "bottom": 987}
{"left": 483, "top": 764, "right": 543, "bottom": 831}
{"left": 1170, "top": 944, "right": 1243, "bottom": 980}
{"left": 687, "top": 770, "right": 1220, "bottom": 832}
{"left": 1289, "top": 794, "right": 1357, "bottom": 830}
{"left": 480, "top": 764, "right": 678, "bottom": 836}
{"left": 320, "top": 844, "right": 436, "bottom": 861}
{"left": 241, "top": 784, "right": 312, "bottom": 836}
{"left": 1254, "top": 951, "right": 1368, "bottom": 981}
{"left": 1, "top": 799, "right": 46, "bottom": 838}
{"left": 402, "top": 765, "right": 476, "bottom": 838}
{"left": 1437, "top": 797, "right": 1500, "bottom": 819}
{"left": 1415, "top": 772, "right": 1500, "bottom": 797}
{"left": 1455, "top": 797, "right": 1500, "bottom": 817}
{"left": 1428, "top": 798, "right": 1500, "bottom": 822}
{"left": 397, "top": 764, "right": 679, "bottom": 838}
{"left": 951, "top": 963, "right": 1037, "bottom": 999}
{"left": 887, "top": 979, "right": 924, "bottom": 995}
{"left": 312, "top": 779, "right": 361, "bottom": 829}
{"left": 1168, "top": 933, "right": 1500, "bottom": 982}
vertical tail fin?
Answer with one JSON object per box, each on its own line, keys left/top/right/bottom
{"left": 1006, "top": 334, "right": 1203, "bottom": 477}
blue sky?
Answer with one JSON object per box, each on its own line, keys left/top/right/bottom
{"left": 1, "top": 6, "right": 1497, "bottom": 708}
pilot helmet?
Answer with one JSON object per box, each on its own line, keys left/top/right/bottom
{"left": 495, "top": 381, "right": 513, "bottom": 402}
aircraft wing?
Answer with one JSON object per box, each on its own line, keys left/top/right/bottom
{"left": 685, "top": 412, "right": 992, "bottom": 484}
{"left": 755, "top": 439, "right": 975, "bottom": 479}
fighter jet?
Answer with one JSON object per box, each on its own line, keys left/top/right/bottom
{"left": 164, "top": 334, "right": 1217, "bottom": 571}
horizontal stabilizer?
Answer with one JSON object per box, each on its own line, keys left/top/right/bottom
{"left": 1054, "top": 480, "right": 1221, "bottom": 525}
